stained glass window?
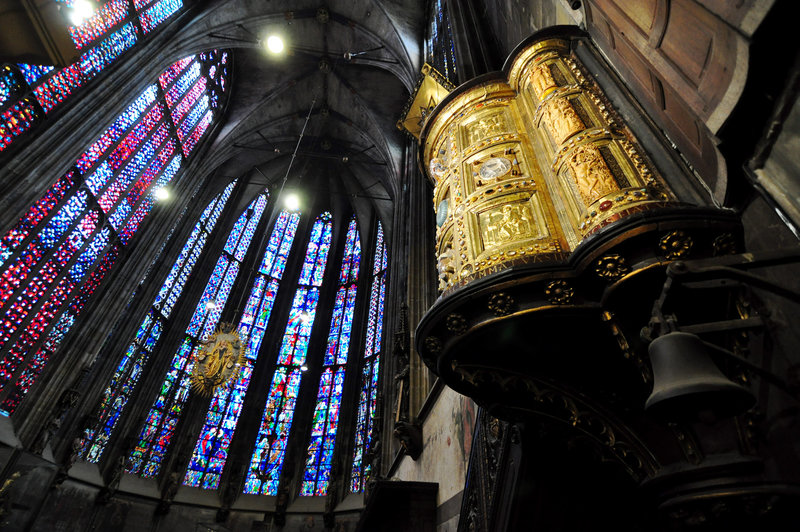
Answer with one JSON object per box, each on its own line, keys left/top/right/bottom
{"left": 301, "top": 217, "right": 361, "bottom": 496}
{"left": 184, "top": 210, "right": 301, "bottom": 489}
{"left": 0, "top": 0, "right": 184, "bottom": 153}
{"left": 351, "top": 222, "right": 388, "bottom": 492}
{"left": 0, "top": 54, "right": 228, "bottom": 415}
{"left": 127, "top": 193, "right": 269, "bottom": 478}
{"left": 245, "top": 212, "right": 334, "bottom": 496}
{"left": 425, "top": 0, "right": 457, "bottom": 84}
{"left": 79, "top": 181, "right": 236, "bottom": 462}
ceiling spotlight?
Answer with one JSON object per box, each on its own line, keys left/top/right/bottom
{"left": 154, "top": 187, "right": 169, "bottom": 201}
{"left": 300, "top": 363, "right": 309, "bottom": 372}
{"left": 266, "top": 35, "right": 285, "bottom": 54}
{"left": 284, "top": 193, "right": 300, "bottom": 211}
{"left": 205, "top": 301, "right": 217, "bottom": 311}
{"left": 69, "top": 0, "right": 95, "bottom": 26}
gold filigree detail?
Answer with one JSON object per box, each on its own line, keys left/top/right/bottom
{"left": 487, "top": 292, "right": 515, "bottom": 316}
{"left": 659, "top": 230, "right": 693, "bottom": 259}
{"left": 594, "top": 254, "right": 630, "bottom": 280}
{"left": 545, "top": 280, "right": 573, "bottom": 305}
{"left": 445, "top": 313, "right": 467, "bottom": 335}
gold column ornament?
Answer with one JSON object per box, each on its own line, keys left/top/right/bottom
{"left": 191, "top": 323, "right": 244, "bottom": 395}
{"left": 416, "top": 35, "right": 676, "bottom": 292}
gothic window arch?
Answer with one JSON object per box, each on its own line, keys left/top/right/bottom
{"left": 80, "top": 180, "right": 237, "bottom": 462}
{"left": 184, "top": 209, "right": 302, "bottom": 489}
{"left": 351, "top": 220, "right": 388, "bottom": 492}
{"left": 301, "top": 216, "right": 361, "bottom": 496}
{"left": 0, "top": 52, "right": 229, "bottom": 416}
{"left": 425, "top": 0, "right": 457, "bottom": 84}
{"left": 245, "top": 211, "right": 334, "bottom": 496}
{"left": 1, "top": 0, "right": 185, "bottom": 153}
{"left": 127, "top": 191, "right": 269, "bottom": 478}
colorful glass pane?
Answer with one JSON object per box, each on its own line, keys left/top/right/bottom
{"left": 184, "top": 210, "right": 300, "bottom": 489}
{"left": 80, "top": 184, "right": 235, "bottom": 462}
{"left": 245, "top": 213, "right": 334, "bottom": 495}
{"left": 301, "top": 217, "right": 360, "bottom": 496}
{"left": 128, "top": 194, "right": 267, "bottom": 478}
{"left": 351, "top": 222, "right": 387, "bottom": 492}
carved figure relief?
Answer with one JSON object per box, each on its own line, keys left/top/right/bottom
{"left": 466, "top": 113, "right": 507, "bottom": 146}
{"left": 543, "top": 97, "right": 584, "bottom": 144}
{"left": 566, "top": 144, "right": 619, "bottom": 205}
{"left": 530, "top": 63, "right": 558, "bottom": 99}
{"left": 483, "top": 203, "right": 534, "bottom": 247}
{"left": 437, "top": 239, "right": 456, "bottom": 291}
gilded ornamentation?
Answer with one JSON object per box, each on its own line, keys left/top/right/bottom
{"left": 466, "top": 113, "right": 507, "bottom": 146}
{"left": 594, "top": 254, "right": 630, "bottom": 280}
{"left": 482, "top": 204, "right": 534, "bottom": 247}
{"left": 567, "top": 144, "right": 619, "bottom": 205}
{"left": 191, "top": 324, "right": 244, "bottom": 396}
{"left": 423, "top": 336, "right": 442, "bottom": 354}
{"left": 713, "top": 232, "right": 737, "bottom": 256}
{"left": 542, "top": 97, "right": 584, "bottom": 144}
{"left": 487, "top": 292, "right": 515, "bottom": 316}
{"left": 445, "top": 313, "right": 467, "bottom": 335}
{"left": 437, "top": 240, "right": 456, "bottom": 291}
{"left": 545, "top": 280, "right": 573, "bottom": 305}
{"left": 530, "top": 62, "right": 558, "bottom": 99}
{"left": 659, "top": 230, "right": 693, "bottom": 260}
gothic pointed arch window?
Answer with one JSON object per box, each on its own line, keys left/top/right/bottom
{"left": 0, "top": 53, "right": 228, "bottom": 415}
{"left": 126, "top": 191, "right": 269, "bottom": 478}
{"left": 300, "top": 216, "right": 361, "bottom": 496}
{"left": 1, "top": 0, "right": 186, "bottom": 152}
{"left": 351, "top": 221, "right": 388, "bottom": 492}
{"left": 184, "top": 209, "right": 302, "bottom": 489}
{"left": 80, "top": 180, "right": 237, "bottom": 462}
{"left": 244, "top": 211, "right": 334, "bottom": 496}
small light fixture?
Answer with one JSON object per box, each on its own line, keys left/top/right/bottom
{"left": 299, "top": 311, "right": 310, "bottom": 324}
{"left": 154, "top": 187, "right": 170, "bottom": 201}
{"left": 69, "top": 0, "right": 95, "bottom": 26}
{"left": 205, "top": 301, "right": 217, "bottom": 311}
{"left": 284, "top": 193, "right": 300, "bottom": 211}
{"left": 300, "top": 363, "right": 309, "bottom": 372}
{"left": 266, "top": 35, "right": 285, "bottom": 54}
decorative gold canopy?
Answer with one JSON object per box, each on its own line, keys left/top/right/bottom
{"left": 397, "top": 63, "right": 455, "bottom": 140}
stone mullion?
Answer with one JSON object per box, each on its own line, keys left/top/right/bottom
{"left": 446, "top": 0, "right": 499, "bottom": 82}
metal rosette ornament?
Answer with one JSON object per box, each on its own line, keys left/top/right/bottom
{"left": 191, "top": 323, "right": 244, "bottom": 396}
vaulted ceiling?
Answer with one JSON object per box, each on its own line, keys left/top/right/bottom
{"left": 162, "top": 0, "right": 426, "bottom": 224}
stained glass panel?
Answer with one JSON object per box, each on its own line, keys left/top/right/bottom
{"left": 351, "top": 222, "right": 387, "bottom": 492}
{"left": 245, "top": 212, "right": 334, "bottom": 495}
{"left": 301, "top": 217, "right": 360, "bottom": 496}
{"left": 128, "top": 193, "right": 267, "bottom": 478}
{"left": 184, "top": 210, "right": 300, "bottom": 489}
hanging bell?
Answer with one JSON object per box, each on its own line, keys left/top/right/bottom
{"left": 645, "top": 332, "right": 756, "bottom": 421}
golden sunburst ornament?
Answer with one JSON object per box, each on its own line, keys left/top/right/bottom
{"left": 190, "top": 323, "right": 244, "bottom": 396}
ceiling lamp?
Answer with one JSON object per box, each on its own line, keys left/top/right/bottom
{"left": 69, "top": 0, "right": 95, "bottom": 26}
{"left": 284, "top": 192, "right": 300, "bottom": 211}
{"left": 154, "top": 187, "right": 170, "bottom": 201}
{"left": 266, "top": 35, "right": 284, "bottom": 54}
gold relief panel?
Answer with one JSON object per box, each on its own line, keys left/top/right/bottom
{"left": 467, "top": 192, "right": 553, "bottom": 260}
{"left": 464, "top": 143, "right": 527, "bottom": 194}
{"left": 460, "top": 105, "right": 513, "bottom": 149}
